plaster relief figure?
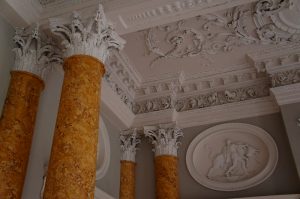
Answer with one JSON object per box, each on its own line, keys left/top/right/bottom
{"left": 207, "top": 140, "right": 259, "bottom": 182}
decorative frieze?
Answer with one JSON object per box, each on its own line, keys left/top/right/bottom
{"left": 271, "top": 69, "right": 300, "bottom": 87}
{"left": 175, "top": 83, "right": 270, "bottom": 112}
{"left": 13, "top": 25, "right": 61, "bottom": 80}
{"left": 49, "top": 4, "right": 125, "bottom": 63}
{"left": 120, "top": 128, "right": 141, "bottom": 162}
{"left": 104, "top": 70, "right": 133, "bottom": 109}
{"left": 132, "top": 96, "right": 172, "bottom": 114}
{"left": 144, "top": 124, "right": 183, "bottom": 157}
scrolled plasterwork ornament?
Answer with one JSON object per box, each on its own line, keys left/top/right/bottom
{"left": 175, "top": 84, "right": 270, "bottom": 112}
{"left": 103, "top": 69, "right": 133, "bottom": 109}
{"left": 145, "top": 0, "right": 300, "bottom": 66}
{"left": 271, "top": 69, "right": 300, "bottom": 87}
{"left": 120, "top": 128, "right": 141, "bottom": 162}
{"left": 49, "top": 4, "right": 126, "bottom": 63}
{"left": 144, "top": 125, "right": 183, "bottom": 157}
{"left": 13, "top": 25, "right": 62, "bottom": 80}
{"left": 132, "top": 96, "right": 172, "bottom": 114}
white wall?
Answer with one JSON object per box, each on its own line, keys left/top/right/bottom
{"left": 0, "top": 15, "right": 14, "bottom": 113}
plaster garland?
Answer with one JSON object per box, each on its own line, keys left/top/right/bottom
{"left": 120, "top": 128, "right": 141, "bottom": 162}
{"left": 144, "top": 125, "right": 183, "bottom": 157}
{"left": 49, "top": 4, "right": 126, "bottom": 63}
{"left": 13, "top": 25, "right": 62, "bottom": 80}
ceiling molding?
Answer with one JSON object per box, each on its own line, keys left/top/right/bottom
{"left": 1, "top": 0, "right": 257, "bottom": 35}
{"left": 101, "top": 80, "right": 135, "bottom": 129}
{"left": 176, "top": 96, "right": 280, "bottom": 128}
{"left": 130, "top": 96, "right": 279, "bottom": 128}
{"left": 271, "top": 83, "right": 300, "bottom": 106}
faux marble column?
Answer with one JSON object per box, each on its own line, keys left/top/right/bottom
{"left": 144, "top": 124, "right": 183, "bottom": 199}
{"left": 43, "top": 4, "right": 125, "bottom": 199}
{"left": 120, "top": 129, "right": 141, "bottom": 199}
{"left": 0, "top": 26, "right": 58, "bottom": 199}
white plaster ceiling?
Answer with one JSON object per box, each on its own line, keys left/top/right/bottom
{"left": 121, "top": 0, "right": 300, "bottom": 83}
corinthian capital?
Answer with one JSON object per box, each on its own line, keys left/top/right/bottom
{"left": 49, "top": 4, "right": 126, "bottom": 63}
{"left": 12, "top": 25, "right": 62, "bottom": 80}
{"left": 120, "top": 128, "right": 141, "bottom": 162}
{"left": 144, "top": 124, "right": 183, "bottom": 157}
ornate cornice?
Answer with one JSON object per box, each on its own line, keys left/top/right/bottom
{"left": 120, "top": 128, "right": 141, "bottom": 162}
{"left": 49, "top": 4, "right": 125, "bottom": 63}
{"left": 132, "top": 96, "right": 172, "bottom": 114}
{"left": 144, "top": 124, "right": 183, "bottom": 157}
{"left": 175, "top": 82, "right": 270, "bottom": 112}
{"left": 12, "top": 25, "right": 62, "bottom": 80}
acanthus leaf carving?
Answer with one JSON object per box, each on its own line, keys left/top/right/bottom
{"left": 49, "top": 4, "right": 126, "bottom": 63}
{"left": 13, "top": 25, "right": 62, "bottom": 80}
{"left": 120, "top": 128, "right": 141, "bottom": 162}
{"left": 175, "top": 84, "right": 270, "bottom": 112}
{"left": 132, "top": 96, "right": 172, "bottom": 114}
{"left": 144, "top": 124, "right": 183, "bottom": 157}
{"left": 271, "top": 69, "right": 300, "bottom": 87}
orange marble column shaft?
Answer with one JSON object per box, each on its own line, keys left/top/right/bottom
{"left": 43, "top": 55, "right": 105, "bottom": 199}
{"left": 120, "top": 161, "right": 136, "bottom": 199}
{"left": 154, "top": 155, "right": 180, "bottom": 199}
{"left": 0, "top": 71, "right": 44, "bottom": 199}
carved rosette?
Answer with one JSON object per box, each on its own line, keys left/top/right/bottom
{"left": 120, "top": 128, "right": 141, "bottom": 162}
{"left": 13, "top": 25, "right": 61, "bottom": 81}
{"left": 49, "top": 4, "right": 126, "bottom": 63}
{"left": 144, "top": 125, "right": 183, "bottom": 157}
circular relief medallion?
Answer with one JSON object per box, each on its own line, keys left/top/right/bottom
{"left": 186, "top": 123, "right": 278, "bottom": 191}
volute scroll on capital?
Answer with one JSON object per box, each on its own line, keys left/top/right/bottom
{"left": 120, "top": 128, "right": 141, "bottom": 163}
{"left": 12, "top": 24, "right": 62, "bottom": 81}
{"left": 144, "top": 124, "right": 183, "bottom": 157}
{"left": 49, "top": 4, "right": 126, "bottom": 64}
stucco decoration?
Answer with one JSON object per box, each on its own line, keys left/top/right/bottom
{"left": 144, "top": 124, "right": 183, "bottom": 157}
{"left": 13, "top": 25, "right": 62, "bottom": 80}
{"left": 120, "top": 128, "right": 141, "bottom": 162}
{"left": 186, "top": 123, "right": 278, "bottom": 191}
{"left": 145, "top": 0, "right": 300, "bottom": 66}
{"left": 175, "top": 84, "right": 269, "bottom": 112}
{"left": 271, "top": 69, "right": 300, "bottom": 87}
{"left": 132, "top": 96, "right": 172, "bottom": 114}
{"left": 49, "top": 4, "right": 125, "bottom": 63}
